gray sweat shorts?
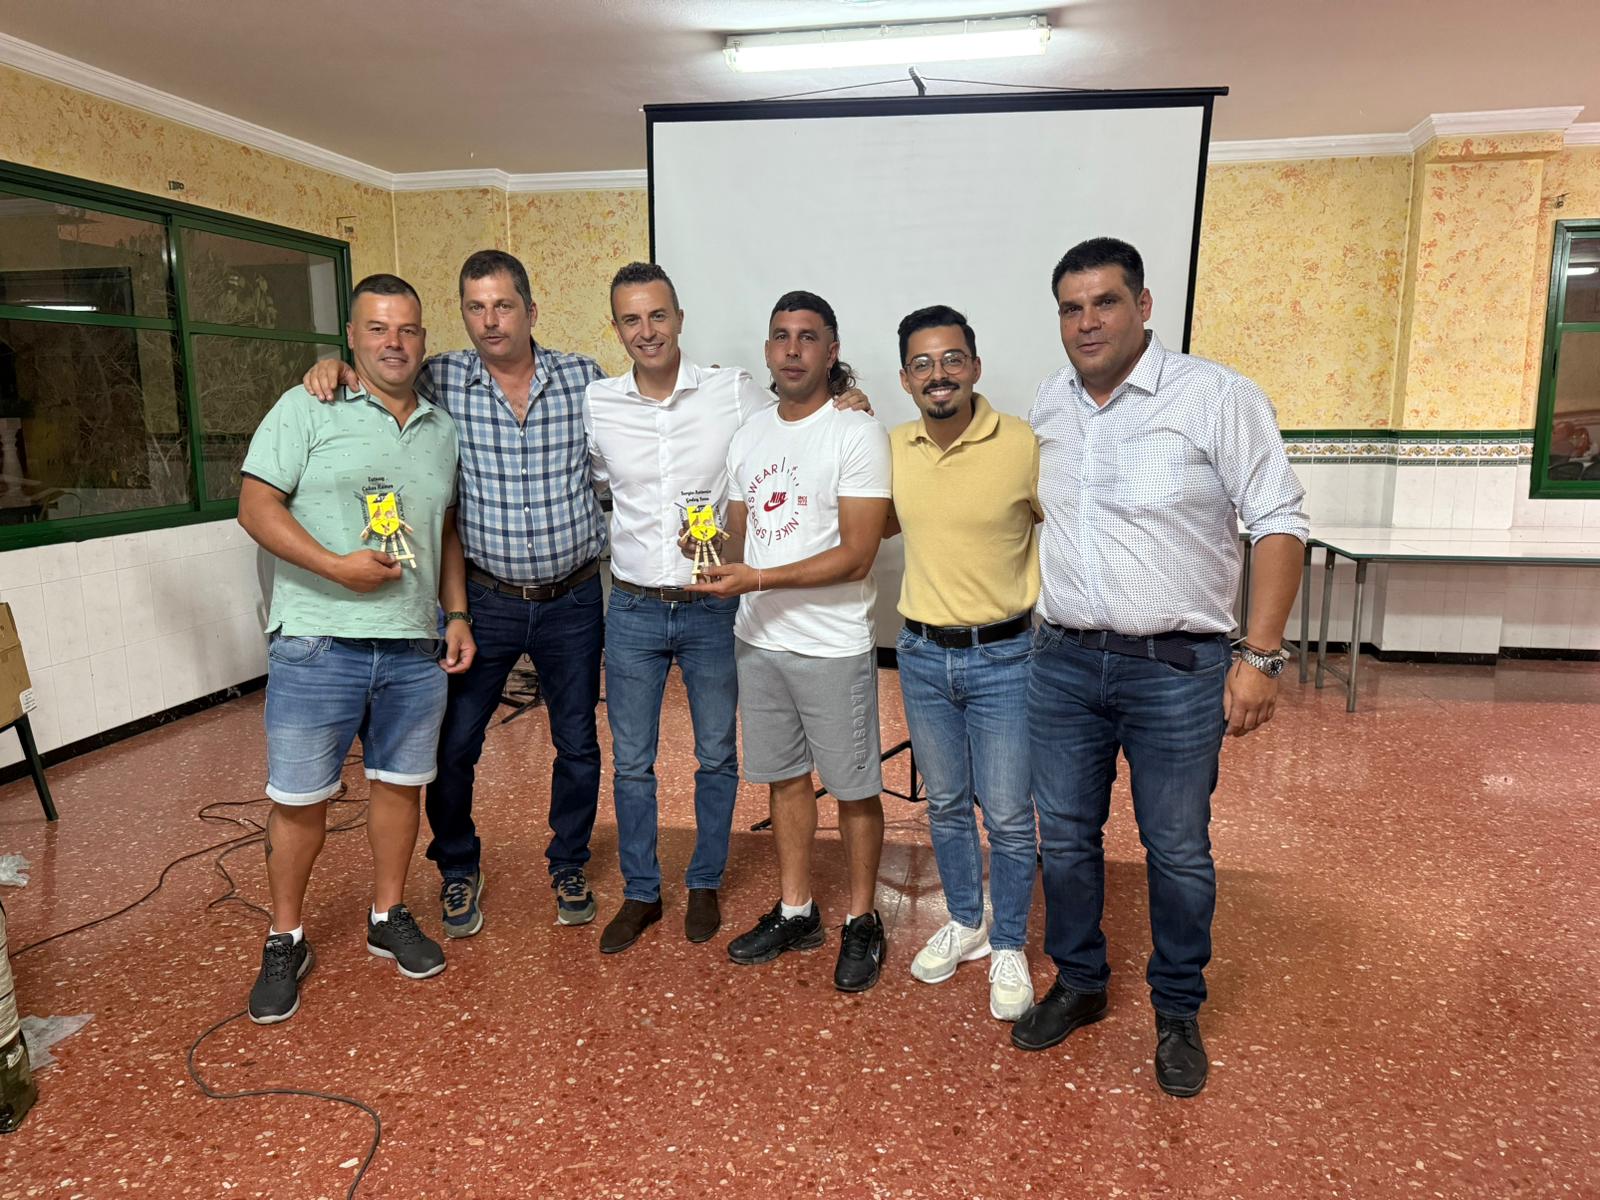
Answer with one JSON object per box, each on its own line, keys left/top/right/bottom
{"left": 733, "top": 640, "right": 883, "bottom": 802}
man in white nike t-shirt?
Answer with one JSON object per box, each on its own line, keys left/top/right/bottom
{"left": 688, "top": 291, "right": 893, "bottom": 993}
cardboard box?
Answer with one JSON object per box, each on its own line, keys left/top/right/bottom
{"left": 0, "top": 603, "right": 35, "bottom": 729}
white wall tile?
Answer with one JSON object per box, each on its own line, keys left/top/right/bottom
{"left": 144, "top": 525, "right": 193, "bottom": 562}
{"left": 1544, "top": 499, "right": 1587, "bottom": 529}
{"left": 147, "top": 557, "right": 198, "bottom": 637}
{"left": 0, "top": 728, "right": 21, "bottom": 770}
{"left": 110, "top": 533, "right": 149, "bottom": 569}
{"left": 1472, "top": 466, "right": 1516, "bottom": 531}
{"left": 76, "top": 538, "right": 117, "bottom": 577}
{"left": 42, "top": 578, "right": 90, "bottom": 663}
{"left": 1391, "top": 465, "right": 1435, "bottom": 528}
{"left": 124, "top": 639, "right": 165, "bottom": 720}
{"left": 1511, "top": 464, "right": 1542, "bottom": 529}
{"left": 1584, "top": 502, "right": 1600, "bottom": 532}
{"left": 116, "top": 564, "right": 158, "bottom": 644}
{"left": 34, "top": 542, "right": 79, "bottom": 584}
{"left": 1425, "top": 591, "right": 1466, "bottom": 652}
{"left": 3, "top": 583, "right": 49, "bottom": 669}
{"left": 1462, "top": 591, "right": 1504, "bottom": 654}
{"left": 1501, "top": 586, "right": 1538, "bottom": 646}
{"left": 1532, "top": 589, "right": 1577, "bottom": 650}
{"left": 1448, "top": 469, "right": 1480, "bottom": 530}
{"left": 0, "top": 546, "right": 44, "bottom": 593}
{"left": 1379, "top": 585, "right": 1423, "bottom": 650}
{"left": 50, "top": 656, "right": 96, "bottom": 746}
{"left": 1569, "top": 590, "right": 1600, "bottom": 651}
{"left": 81, "top": 570, "right": 126, "bottom": 657}
{"left": 156, "top": 629, "right": 205, "bottom": 709}
{"left": 89, "top": 647, "right": 132, "bottom": 731}
{"left": 23, "top": 664, "right": 62, "bottom": 753}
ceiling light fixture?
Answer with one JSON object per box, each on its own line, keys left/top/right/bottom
{"left": 1568, "top": 266, "right": 1598, "bottom": 276}
{"left": 725, "top": 15, "right": 1051, "bottom": 73}
{"left": 21, "top": 301, "right": 98, "bottom": 312}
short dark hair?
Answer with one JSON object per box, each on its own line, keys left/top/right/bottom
{"left": 609, "top": 261, "right": 680, "bottom": 315}
{"left": 459, "top": 249, "right": 533, "bottom": 309}
{"left": 769, "top": 290, "right": 856, "bottom": 396}
{"left": 1050, "top": 237, "right": 1144, "bottom": 300}
{"left": 896, "top": 304, "right": 976, "bottom": 365}
{"left": 350, "top": 273, "right": 421, "bottom": 311}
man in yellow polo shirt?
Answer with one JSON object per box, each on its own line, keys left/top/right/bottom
{"left": 887, "top": 304, "right": 1042, "bottom": 1023}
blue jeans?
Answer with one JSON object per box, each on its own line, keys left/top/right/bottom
{"left": 1029, "top": 626, "right": 1230, "bottom": 1018}
{"left": 425, "top": 573, "right": 604, "bottom": 880}
{"left": 264, "top": 635, "right": 448, "bottom": 805}
{"left": 895, "top": 625, "right": 1037, "bottom": 950}
{"left": 604, "top": 590, "right": 740, "bottom": 902}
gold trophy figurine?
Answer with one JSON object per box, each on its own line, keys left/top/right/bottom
{"left": 358, "top": 488, "right": 417, "bottom": 569}
{"left": 683, "top": 503, "right": 726, "bottom": 582}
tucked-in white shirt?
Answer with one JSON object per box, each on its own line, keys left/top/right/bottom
{"left": 726, "top": 403, "right": 893, "bottom": 658}
{"left": 1030, "top": 333, "right": 1309, "bottom": 636}
{"left": 585, "top": 357, "right": 773, "bottom": 587}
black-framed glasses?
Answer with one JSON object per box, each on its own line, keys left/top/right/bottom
{"left": 905, "top": 349, "right": 972, "bottom": 378}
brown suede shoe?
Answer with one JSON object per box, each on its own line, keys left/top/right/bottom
{"left": 600, "top": 898, "right": 662, "bottom": 954}
{"left": 685, "top": 888, "right": 721, "bottom": 943}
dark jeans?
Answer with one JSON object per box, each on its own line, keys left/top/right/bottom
{"left": 1029, "top": 625, "right": 1230, "bottom": 1018}
{"left": 604, "top": 590, "right": 740, "bottom": 902}
{"left": 425, "top": 573, "right": 604, "bottom": 881}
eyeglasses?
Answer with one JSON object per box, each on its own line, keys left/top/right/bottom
{"left": 905, "top": 350, "right": 972, "bottom": 379}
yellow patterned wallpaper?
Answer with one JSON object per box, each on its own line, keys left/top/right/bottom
{"left": 0, "top": 64, "right": 396, "bottom": 283}
{"left": 1397, "top": 155, "right": 1545, "bottom": 429}
{"left": 1193, "top": 157, "right": 1412, "bottom": 428}
{"left": 392, "top": 188, "right": 509, "bottom": 352}
{"left": 510, "top": 190, "right": 648, "bottom": 376}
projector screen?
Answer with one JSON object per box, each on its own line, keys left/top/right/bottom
{"left": 647, "top": 90, "right": 1220, "bottom": 643}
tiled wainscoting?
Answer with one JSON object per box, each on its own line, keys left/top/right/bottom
{"left": 0, "top": 520, "right": 266, "bottom": 767}
{"left": 1285, "top": 434, "right": 1600, "bottom": 655}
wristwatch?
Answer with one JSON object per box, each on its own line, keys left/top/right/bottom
{"left": 1238, "top": 642, "right": 1288, "bottom": 677}
{"left": 445, "top": 610, "right": 473, "bottom": 626}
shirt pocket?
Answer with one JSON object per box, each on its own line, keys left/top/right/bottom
{"left": 1114, "top": 431, "right": 1189, "bottom": 509}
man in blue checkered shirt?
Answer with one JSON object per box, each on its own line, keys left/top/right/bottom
{"left": 305, "top": 249, "right": 605, "bottom": 934}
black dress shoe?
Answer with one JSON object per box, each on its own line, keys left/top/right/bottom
{"left": 600, "top": 898, "right": 662, "bottom": 954}
{"left": 1010, "top": 978, "right": 1108, "bottom": 1051}
{"left": 1154, "top": 1014, "right": 1208, "bottom": 1097}
{"left": 685, "top": 888, "right": 721, "bottom": 943}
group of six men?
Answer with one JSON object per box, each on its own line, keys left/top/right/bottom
{"left": 236, "top": 237, "right": 1308, "bottom": 1098}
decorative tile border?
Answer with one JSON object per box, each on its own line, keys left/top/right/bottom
{"left": 1280, "top": 430, "right": 1533, "bottom": 464}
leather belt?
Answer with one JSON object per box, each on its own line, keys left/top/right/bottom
{"left": 611, "top": 577, "right": 704, "bottom": 604}
{"left": 1046, "top": 623, "right": 1220, "bottom": 671}
{"left": 903, "top": 612, "right": 1032, "bottom": 649}
{"left": 468, "top": 559, "right": 599, "bottom": 602}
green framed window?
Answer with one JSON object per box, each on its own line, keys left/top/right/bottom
{"left": 1531, "top": 218, "right": 1600, "bottom": 499}
{"left": 0, "top": 160, "right": 350, "bottom": 548}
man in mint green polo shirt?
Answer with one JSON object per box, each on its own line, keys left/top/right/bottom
{"left": 237, "top": 272, "right": 474, "bottom": 1025}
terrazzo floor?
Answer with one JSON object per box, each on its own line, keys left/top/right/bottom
{"left": 1, "top": 655, "right": 1597, "bottom": 1198}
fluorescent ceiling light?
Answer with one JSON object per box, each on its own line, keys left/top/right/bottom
{"left": 725, "top": 15, "right": 1050, "bottom": 73}
{"left": 22, "top": 302, "right": 97, "bottom": 312}
{"left": 1568, "top": 266, "right": 1598, "bottom": 276}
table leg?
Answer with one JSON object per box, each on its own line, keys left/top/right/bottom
{"left": 1298, "top": 540, "right": 1313, "bottom": 683}
{"left": 15, "top": 715, "right": 57, "bottom": 822}
{"left": 1347, "top": 560, "right": 1367, "bottom": 713}
{"left": 1314, "top": 550, "right": 1336, "bottom": 688}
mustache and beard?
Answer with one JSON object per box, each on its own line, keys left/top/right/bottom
{"left": 919, "top": 376, "right": 964, "bottom": 420}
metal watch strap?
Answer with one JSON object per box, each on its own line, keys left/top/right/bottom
{"left": 1239, "top": 643, "right": 1286, "bottom": 676}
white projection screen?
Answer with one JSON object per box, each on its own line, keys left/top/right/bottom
{"left": 647, "top": 90, "right": 1221, "bottom": 644}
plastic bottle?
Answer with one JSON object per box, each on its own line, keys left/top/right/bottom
{"left": 0, "top": 898, "right": 36, "bottom": 1134}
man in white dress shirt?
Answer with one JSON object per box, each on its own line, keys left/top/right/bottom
{"left": 585, "top": 263, "right": 866, "bottom": 954}
{"left": 1010, "top": 238, "right": 1308, "bottom": 1097}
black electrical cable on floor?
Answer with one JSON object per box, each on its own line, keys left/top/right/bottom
{"left": 12, "top": 759, "right": 386, "bottom": 1198}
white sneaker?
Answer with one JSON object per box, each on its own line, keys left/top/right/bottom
{"left": 910, "top": 919, "right": 991, "bottom": 984}
{"left": 988, "top": 948, "right": 1035, "bottom": 1021}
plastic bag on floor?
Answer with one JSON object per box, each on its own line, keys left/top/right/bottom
{"left": 0, "top": 856, "right": 26, "bottom": 887}
{"left": 17, "top": 1014, "right": 91, "bottom": 1070}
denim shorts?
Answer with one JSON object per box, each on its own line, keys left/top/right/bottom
{"left": 263, "top": 634, "right": 449, "bottom": 805}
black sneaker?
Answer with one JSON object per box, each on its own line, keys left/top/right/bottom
{"left": 366, "top": 904, "right": 446, "bottom": 979}
{"left": 727, "top": 901, "right": 825, "bottom": 965}
{"left": 553, "top": 868, "right": 597, "bottom": 926}
{"left": 248, "top": 933, "right": 313, "bottom": 1025}
{"left": 1154, "top": 1014, "right": 1208, "bottom": 1097}
{"left": 834, "top": 910, "right": 886, "bottom": 992}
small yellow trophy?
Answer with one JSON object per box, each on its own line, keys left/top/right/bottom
{"left": 358, "top": 487, "right": 417, "bottom": 569}
{"left": 684, "top": 503, "right": 725, "bottom": 582}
